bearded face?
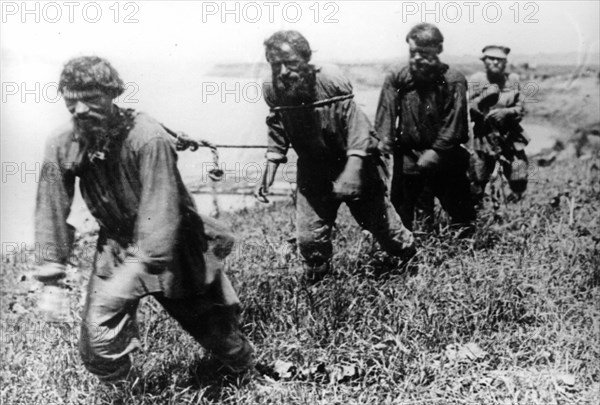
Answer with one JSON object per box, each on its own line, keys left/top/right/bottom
{"left": 408, "top": 39, "right": 443, "bottom": 82}
{"left": 483, "top": 56, "right": 507, "bottom": 78}
{"left": 64, "top": 92, "right": 115, "bottom": 154}
{"left": 267, "top": 43, "right": 317, "bottom": 105}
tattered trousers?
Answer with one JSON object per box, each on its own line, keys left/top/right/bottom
{"left": 78, "top": 248, "right": 253, "bottom": 382}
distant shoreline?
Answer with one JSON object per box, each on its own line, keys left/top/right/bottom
{"left": 207, "top": 61, "right": 600, "bottom": 90}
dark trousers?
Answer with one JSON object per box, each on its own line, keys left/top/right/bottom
{"left": 390, "top": 148, "right": 475, "bottom": 231}
{"left": 295, "top": 161, "right": 414, "bottom": 268}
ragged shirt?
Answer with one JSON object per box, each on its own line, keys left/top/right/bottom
{"left": 468, "top": 71, "right": 529, "bottom": 153}
{"left": 35, "top": 109, "right": 229, "bottom": 298}
{"left": 375, "top": 64, "right": 470, "bottom": 155}
{"left": 263, "top": 64, "right": 382, "bottom": 187}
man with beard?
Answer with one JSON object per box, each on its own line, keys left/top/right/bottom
{"left": 34, "top": 56, "right": 254, "bottom": 385}
{"left": 374, "top": 23, "right": 475, "bottom": 234}
{"left": 468, "top": 45, "right": 529, "bottom": 204}
{"left": 255, "top": 30, "right": 415, "bottom": 283}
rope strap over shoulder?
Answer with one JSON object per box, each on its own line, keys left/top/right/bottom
{"left": 269, "top": 94, "right": 354, "bottom": 113}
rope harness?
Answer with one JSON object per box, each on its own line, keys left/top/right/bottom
{"left": 157, "top": 94, "right": 355, "bottom": 209}
{"left": 160, "top": 124, "right": 224, "bottom": 181}
{"left": 269, "top": 94, "right": 354, "bottom": 112}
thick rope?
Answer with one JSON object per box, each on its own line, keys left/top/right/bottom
{"left": 160, "top": 124, "right": 296, "bottom": 212}
{"left": 269, "top": 94, "right": 354, "bottom": 112}
{"left": 161, "top": 124, "right": 224, "bottom": 181}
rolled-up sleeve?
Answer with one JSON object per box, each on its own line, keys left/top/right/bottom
{"left": 433, "top": 79, "right": 469, "bottom": 151}
{"left": 134, "top": 137, "right": 182, "bottom": 269}
{"left": 265, "top": 111, "right": 289, "bottom": 164}
{"left": 263, "top": 80, "right": 290, "bottom": 164}
{"left": 374, "top": 72, "right": 399, "bottom": 153}
{"left": 35, "top": 136, "right": 76, "bottom": 265}
{"left": 344, "top": 99, "right": 374, "bottom": 157}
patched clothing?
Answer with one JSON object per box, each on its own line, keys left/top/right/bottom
{"left": 374, "top": 64, "right": 475, "bottom": 230}
{"left": 36, "top": 109, "right": 252, "bottom": 381}
{"left": 263, "top": 64, "right": 413, "bottom": 266}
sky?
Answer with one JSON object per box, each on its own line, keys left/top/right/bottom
{"left": 1, "top": 0, "right": 599, "bottom": 246}
{"left": 2, "top": 1, "right": 599, "bottom": 66}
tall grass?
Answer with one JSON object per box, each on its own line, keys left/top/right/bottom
{"left": 1, "top": 156, "right": 598, "bottom": 404}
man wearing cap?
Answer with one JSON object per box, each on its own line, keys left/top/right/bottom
{"left": 34, "top": 56, "right": 254, "bottom": 384}
{"left": 374, "top": 23, "right": 476, "bottom": 233}
{"left": 468, "top": 45, "right": 529, "bottom": 204}
{"left": 255, "top": 30, "right": 415, "bottom": 283}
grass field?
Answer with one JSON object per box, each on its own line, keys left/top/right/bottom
{"left": 1, "top": 152, "right": 599, "bottom": 404}
{"left": 2, "top": 63, "right": 599, "bottom": 403}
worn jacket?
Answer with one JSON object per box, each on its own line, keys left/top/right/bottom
{"left": 263, "top": 64, "right": 384, "bottom": 188}
{"left": 375, "top": 64, "right": 470, "bottom": 155}
{"left": 468, "top": 71, "right": 529, "bottom": 153}
{"left": 35, "top": 109, "right": 232, "bottom": 298}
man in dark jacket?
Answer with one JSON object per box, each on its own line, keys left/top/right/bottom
{"left": 34, "top": 56, "right": 254, "bottom": 384}
{"left": 375, "top": 23, "right": 475, "bottom": 232}
{"left": 255, "top": 30, "right": 415, "bottom": 283}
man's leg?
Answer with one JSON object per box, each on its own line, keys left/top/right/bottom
{"left": 390, "top": 151, "right": 404, "bottom": 216}
{"left": 390, "top": 150, "right": 429, "bottom": 230}
{"left": 79, "top": 244, "right": 148, "bottom": 383}
{"left": 347, "top": 191, "right": 415, "bottom": 259}
{"left": 503, "top": 149, "right": 528, "bottom": 196}
{"left": 469, "top": 150, "right": 495, "bottom": 206}
{"left": 296, "top": 189, "right": 340, "bottom": 281}
{"left": 415, "top": 183, "right": 435, "bottom": 231}
{"left": 434, "top": 150, "right": 476, "bottom": 229}
{"left": 154, "top": 263, "right": 254, "bottom": 373}
{"left": 395, "top": 172, "right": 424, "bottom": 232}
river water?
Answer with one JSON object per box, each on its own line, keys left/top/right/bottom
{"left": 1, "top": 68, "right": 560, "bottom": 248}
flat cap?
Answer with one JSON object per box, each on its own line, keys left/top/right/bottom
{"left": 481, "top": 45, "right": 510, "bottom": 60}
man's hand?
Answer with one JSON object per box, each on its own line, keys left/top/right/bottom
{"left": 33, "top": 262, "right": 67, "bottom": 284}
{"left": 254, "top": 161, "right": 280, "bottom": 204}
{"left": 254, "top": 185, "right": 270, "bottom": 204}
{"left": 417, "top": 149, "right": 440, "bottom": 171}
{"left": 485, "top": 108, "right": 509, "bottom": 126}
{"left": 377, "top": 138, "right": 394, "bottom": 157}
{"left": 333, "top": 156, "right": 364, "bottom": 201}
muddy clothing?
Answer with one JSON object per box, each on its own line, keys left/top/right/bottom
{"left": 263, "top": 64, "right": 413, "bottom": 267}
{"left": 374, "top": 64, "right": 475, "bottom": 230}
{"left": 36, "top": 108, "right": 252, "bottom": 381}
{"left": 468, "top": 71, "right": 529, "bottom": 198}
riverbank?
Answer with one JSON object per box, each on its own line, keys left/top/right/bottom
{"left": 2, "top": 154, "right": 599, "bottom": 404}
